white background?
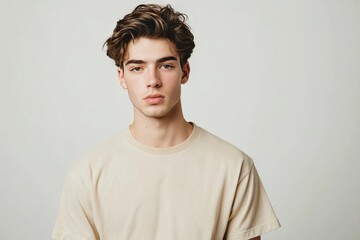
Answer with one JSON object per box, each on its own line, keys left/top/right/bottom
{"left": 1, "top": 0, "right": 359, "bottom": 239}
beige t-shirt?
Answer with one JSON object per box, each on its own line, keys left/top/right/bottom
{"left": 52, "top": 124, "right": 280, "bottom": 240}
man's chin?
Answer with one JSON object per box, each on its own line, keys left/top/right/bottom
{"left": 142, "top": 110, "right": 168, "bottom": 119}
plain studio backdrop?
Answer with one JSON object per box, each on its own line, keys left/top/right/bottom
{"left": 1, "top": 0, "right": 359, "bottom": 239}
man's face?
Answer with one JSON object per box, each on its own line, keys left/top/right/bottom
{"left": 118, "top": 37, "right": 190, "bottom": 119}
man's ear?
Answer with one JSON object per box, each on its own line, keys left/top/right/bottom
{"left": 117, "top": 67, "right": 127, "bottom": 89}
{"left": 181, "top": 62, "right": 190, "bottom": 84}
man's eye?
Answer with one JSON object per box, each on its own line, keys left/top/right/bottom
{"left": 162, "top": 64, "right": 173, "bottom": 69}
{"left": 130, "top": 67, "right": 142, "bottom": 72}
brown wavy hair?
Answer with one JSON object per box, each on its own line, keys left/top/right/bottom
{"left": 104, "top": 4, "right": 195, "bottom": 68}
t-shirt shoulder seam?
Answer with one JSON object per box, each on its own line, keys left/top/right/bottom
{"left": 238, "top": 160, "right": 255, "bottom": 183}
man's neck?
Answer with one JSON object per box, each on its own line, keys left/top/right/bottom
{"left": 129, "top": 114, "right": 193, "bottom": 148}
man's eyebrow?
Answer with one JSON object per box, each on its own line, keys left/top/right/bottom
{"left": 124, "top": 56, "right": 178, "bottom": 66}
{"left": 124, "top": 59, "right": 145, "bottom": 66}
{"left": 156, "top": 56, "right": 178, "bottom": 63}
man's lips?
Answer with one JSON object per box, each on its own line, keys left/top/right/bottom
{"left": 144, "top": 94, "right": 164, "bottom": 104}
{"left": 145, "top": 94, "right": 164, "bottom": 99}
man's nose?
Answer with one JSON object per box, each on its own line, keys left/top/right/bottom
{"left": 146, "top": 68, "right": 162, "bottom": 88}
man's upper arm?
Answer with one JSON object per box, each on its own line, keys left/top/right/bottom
{"left": 52, "top": 167, "right": 99, "bottom": 240}
{"left": 224, "top": 158, "right": 280, "bottom": 239}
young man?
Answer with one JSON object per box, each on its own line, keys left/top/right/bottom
{"left": 52, "top": 4, "right": 280, "bottom": 240}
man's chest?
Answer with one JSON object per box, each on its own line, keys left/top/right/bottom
{"left": 89, "top": 159, "right": 237, "bottom": 240}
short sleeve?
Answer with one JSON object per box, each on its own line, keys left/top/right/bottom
{"left": 224, "top": 160, "right": 280, "bottom": 240}
{"left": 52, "top": 167, "right": 99, "bottom": 240}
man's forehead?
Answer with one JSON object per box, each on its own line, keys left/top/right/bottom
{"left": 124, "top": 37, "right": 179, "bottom": 62}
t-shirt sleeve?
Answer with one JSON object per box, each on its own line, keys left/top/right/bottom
{"left": 224, "top": 159, "right": 280, "bottom": 240}
{"left": 52, "top": 167, "right": 99, "bottom": 240}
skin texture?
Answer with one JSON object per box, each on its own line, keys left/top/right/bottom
{"left": 118, "top": 37, "right": 192, "bottom": 148}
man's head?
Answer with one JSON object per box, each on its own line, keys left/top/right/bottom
{"left": 105, "top": 4, "right": 195, "bottom": 69}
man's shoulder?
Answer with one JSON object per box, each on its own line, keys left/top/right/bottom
{"left": 68, "top": 131, "right": 125, "bottom": 175}
{"left": 197, "top": 125, "right": 244, "bottom": 151}
{"left": 195, "top": 125, "right": 253, "bottom": 165}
